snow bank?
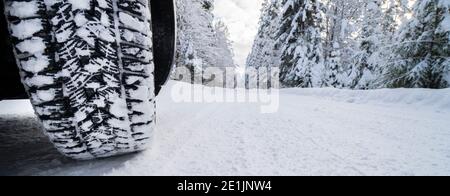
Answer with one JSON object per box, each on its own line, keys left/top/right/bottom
{"left": 0, "top": 100, "right": 34, "bottom": 116}
{"left": 283, "top": 87, "right": 450, "bottom": 111}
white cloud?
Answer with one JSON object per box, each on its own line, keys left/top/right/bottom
{"left": 213, "top": 0, "right": 264, "bottom": 68}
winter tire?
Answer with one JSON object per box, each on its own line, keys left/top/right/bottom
{"left": 3, "top": 0, "right": 157, "bottom": 160}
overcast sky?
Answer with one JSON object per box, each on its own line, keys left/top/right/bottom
{"left": 213, "top": 0, "right": 264, "bottom": 72}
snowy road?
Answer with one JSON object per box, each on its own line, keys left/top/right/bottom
{"left": 1, "top": 81, "right": 450, "bottom": 176}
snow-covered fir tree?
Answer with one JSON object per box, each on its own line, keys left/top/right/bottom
{"left": 326, "top": 42, "right": 342, "bottom": 87}
{"left": 382, "top": 0, "right": 409, "bottom": 35}
{"left": 321, "top": 0, "right": 365, "bottom": 88}
{"left": 174, "top": 0, "right": 235, "bottom": 86}
{"left": 246, "top": 0, "right": 281, "bottom": 88}
{"left": 277, "top": 0, "right": 326, "bottom": 88}
{"left": 348, "top": 0, "right": 385, "bottom": 89}
{"left": 385, "top": 0, "right": 450, "bottom": 88}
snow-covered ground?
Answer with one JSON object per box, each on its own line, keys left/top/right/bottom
{"left": 1, "top": 81, "right": 450, "bottom": 176}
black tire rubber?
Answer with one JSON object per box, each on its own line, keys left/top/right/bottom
{"left": 3, "top": 0, "right": 156, "bottom": 160}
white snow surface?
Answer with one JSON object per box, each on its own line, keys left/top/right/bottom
{"left": 1, "top": 81, "right": 450, "bottom": 176}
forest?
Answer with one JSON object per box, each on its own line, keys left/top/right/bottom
{"left": 247, "top": 0, "right": 450, "bottom": 89}
{"left": 174, "top": 0, "right": 236, "bottom": 87}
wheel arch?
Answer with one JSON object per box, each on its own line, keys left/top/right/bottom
{"left": 150, "top": 0, "right": 177, "bottom": 96}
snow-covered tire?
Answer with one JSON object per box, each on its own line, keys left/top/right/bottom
{"left": 3, "top": 0, "right": 156, "bottom": 160}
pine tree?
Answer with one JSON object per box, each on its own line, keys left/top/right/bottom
{"left": 383, "top": 0, "right": 409, "bottom": 36}
{"left": 349, "top": 0, "right": 384, "bottom": 89}
{"left": 246, "top": 0, "right": 281, "bottom": 88}
{"left": 326, "top": 42, "right": 342, "bottom": 87}
{"left": 322, "top": 0, "right": 366, "bottom": 88}
{"left": 277, "top": 0, "right": 298, "bottom": 87}
{"left": 174, "top": 0, "right": 235, "bottom": 85}
{"left": 176, "top": 42, "right": 204, "bottom": 83}
{"left": 247, "top": 0, "right": 280, "bottom": 69}
{"left": 278, "top": 0, "right": 325, "bottom": 88}
{"left": 386, "top": 0, "right": 450, "bottom": 89}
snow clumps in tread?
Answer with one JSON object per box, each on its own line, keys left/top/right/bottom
{"left": 4, "top": 0, "right": 156, "bottom": 159}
